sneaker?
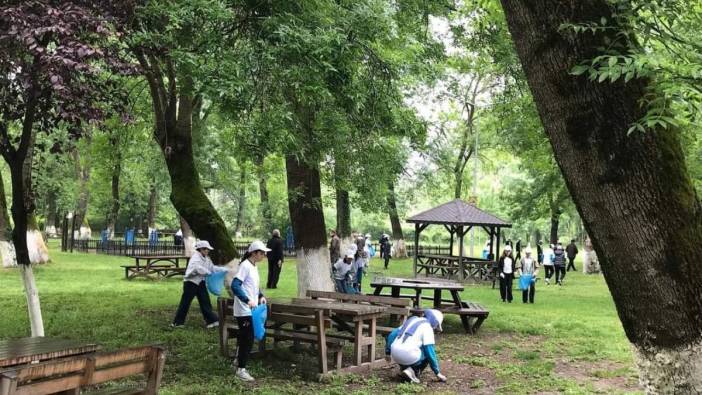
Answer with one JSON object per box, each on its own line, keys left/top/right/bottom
{"left": 236, "top": 368, "right": 255, "bottom": 382}
{"left": 545, "top": 278, "right": 550, "bottom": 285}
{"left": 170, "top": 323, "right": 184, "bottom": 329}
{"left": 402, "top": 367, "right": 420, "bottom": 384}
{"left": 206, "top": 321, "right": 219, "bottom": 329}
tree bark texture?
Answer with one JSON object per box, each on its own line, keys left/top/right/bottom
{"left": 134, "top": 51, "right": 237, "bottom": 264}
{"left": 549, "top": 208, "right": 560, "bottom": 244}
{"left": 180, "top": 216, "right": 196, "bottom": 257}
{"left": 45, "top": 190, "right": 57, "bottom": 237}
{"left": 146, "top": 181, "right": 157, "bottom": 233}
{"left": 387, "top": 182, "right": 407, "bottom": 258}
{"left": 234, "top": 166, "right": 246, "bottom": 235}
{"left": 500, "top": 1, "right": 702, "bottom": 392}
{"left": 255, "top": 156, "right": 272, "bottom": 233}
{"left": 335, "top": 188, "right": 351, "bottom": 238}
{"left": 0, "top": 171, "right": 16, "bottom": 268}
{"left": 286, "top": 154, "right": 334, "bottom": 295}
{"left": 26, "top": 214, "right": 49, "bottom": 264}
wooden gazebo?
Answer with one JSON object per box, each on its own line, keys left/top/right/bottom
{"left": 407, "top": 199, "right": 512, "bottom": 281}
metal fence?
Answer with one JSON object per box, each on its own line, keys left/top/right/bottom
{"left": 73, "top": 239, "right": 184, "bottom": 256}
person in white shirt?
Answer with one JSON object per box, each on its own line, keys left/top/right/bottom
{"left": 542, "top": 244, "right": 555, "bottom": 285}
{"left": 230, "top": 240, "right": 269, "bottom": 382}
{"left": 172, "top": 240, "right": 228, "bottom": 328}
{"left": 333, "top": 252, "right": 354, "bottom": 293}
{"left": 386, "top": 309, "right": 447, "bottom": 384}
{"left": 498, "top": 245, "right": 516, "bottom": 303}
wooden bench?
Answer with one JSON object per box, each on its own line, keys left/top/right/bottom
{"left": 0, "top": 345, "right": 165, "bottom": 395}
{"left": 411, "top": 301, "right": 489, "bottom": 334}
{"left": 306, "top": 290, "right": 411, "bottom": 336}
{"left": 217, "top": 298, "right": 346, "bottom": 371}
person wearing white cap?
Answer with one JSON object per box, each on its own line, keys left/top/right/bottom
{"left": 386, "top": 309, "right": 447, "bottom": 384}
{"left": 518, "top": 247, "right": 539, "bottom": 303}
{"left": 231, "top": 240, "right": 270, "bottom": 382}
{"left": 172, "top": 240, "right": 228, "bottom": 328}
{"left": 498, "top": 245, "right": 516, "bottom": 303}
{"left": 333, "top": 251, "right": 355, "bottom": 293}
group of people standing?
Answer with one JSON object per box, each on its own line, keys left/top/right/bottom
{"left": 496, "top": 238, "right": 581, "bottom": 304}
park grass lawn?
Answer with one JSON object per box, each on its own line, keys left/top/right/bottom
{"left": 0, "top": 241, "right": 642, "bottom": 394}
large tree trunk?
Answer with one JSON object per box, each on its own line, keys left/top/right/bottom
{"left": 7, "top": 135, "right": 44, "bottom": 336}
{"left": 335, "top": 188, "right": 351, "bottom": 238}
{"left": 180, "top": 216, "right": 196, "bottom": 257}
{"left": 234, "top": 166, "right": 246, "bottom": 237}
{"left": 135, "top": 53, "right": 238, "bottom": 264}
{"left": 26, "top": 214, "right": 49, "bottom": 264}
{"left": 387, "top": 182, "right": 407, "bottom": 258}
{"left": 500, "top": 1, "right": 702, "bottom": 392}
{"left": 254, "top": 155, "right": 272, "bottom": 233}
{"left": 72, "top": 147, "right": 91, "bottom": 240}
{"left": 286, "top": 154, "right": 334, "bottom": 296}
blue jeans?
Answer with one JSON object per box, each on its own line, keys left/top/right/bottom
{"left": 335, "top": 279, "right": 347, "bottom": 293}
{"left": 355, "top": 268, "right": 364, "bottom": 292}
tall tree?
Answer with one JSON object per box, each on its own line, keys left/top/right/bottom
{"left": 0, "top": 0, "right": 132, "bottom": 336}
{"left": 500, "top": 0, "right": 702, "bottom": 391}
{"left": 128, "top": 0, "right": 245, "bottom": 263}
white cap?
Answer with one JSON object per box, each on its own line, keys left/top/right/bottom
{"left": 365, "top": 233, "right": 371, "bottom": 238}
{"left": 524, "top": 247, "right": 532, "bottom": 254}
{"left": 247, "top": 240, "right": 271, "bottom": 253}
{"left": 194, "top": 240, "right": 214, "bottom": 250}
{"left": 424, "top": 309, "right": 444, "bottom": 332}
{"left": 344, "top": 251, "right": 355, "bottom": 259}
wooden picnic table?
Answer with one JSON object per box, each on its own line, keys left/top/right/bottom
{"left": 370, "top": 276, "right": 489, "bottom": 334}
{"left": 0, "top": 337, "right": 100, "bottom": 368}
{"left": 269, "top": 298, "right": 388, "bottom": 375}
{"left": 122, "top": 254, "right": 188, "bottom": 280}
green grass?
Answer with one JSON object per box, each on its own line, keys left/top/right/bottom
{"left": 0, "top": 241, "right": 640, "bottom": 394}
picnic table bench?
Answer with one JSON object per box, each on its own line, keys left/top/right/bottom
{"left": 370, "top": 276, "right": 489, "bottom": 334}
{"left": 0, "top": 345, "right": 165, "bottom": 395}
{"left": 121, "top": 255, "right": 188, "bottom": 280}
{"left": 306, "top": 290, "right": 411, "bottom": 336}
{"left": 217, "top": 297, "right": 388, "bottom": 375}
{"left": 0, "top": 337, "right": 100, "bottom": 369}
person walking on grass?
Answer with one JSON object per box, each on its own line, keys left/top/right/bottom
{"left": 231, "top": 240, "right": 269, "bottom": 382}
{"left": 542, "top": 243, "right": 555, "bottom": 285}
{"left": 518, "top": 248, "right": 539, "bottom": 304}
{"left": 380, "top": 233, "right": 392, "bottom": 269}
{"left": 498, "top": 245, "right": 516, "bottom": 303}
{"left": 172, "top": 240, "right": 228, "bottom": 329}
{"left": 553, "top": 242, "right": 567, "bottom": 286}
{"left": 266, "top": 229, "right": 284, "bottom": 289}
{"left": 329, "top": 229, "right": 341, "bottom": 264}
{"left": 566, "top": 239, "right": 578, "bottom": 272}
{"left": 386, "top": 309, "right": 447, "bottom": 384}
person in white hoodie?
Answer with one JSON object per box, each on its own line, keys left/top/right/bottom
{"left": 172, "top": 240, "right": 229, "bottom": 328}
{"left": 542, "top": 243, "right": 556, "bottom": 285}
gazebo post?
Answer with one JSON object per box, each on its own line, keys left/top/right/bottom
{"left": 458, "top": 225, "right": 465, "bottom": 281}
{"left": 447, "top": 226, "right": 454, "bottom": 256}
{"left": 489, "top": 226, "right": 495, "bottom": 259}
{"left": 413, "top": 223, "right": 420, "bottom": 278}
{"left": 496, "top": 227, "right": 501, "bottom": 265}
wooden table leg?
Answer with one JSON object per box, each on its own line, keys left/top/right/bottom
{"left": 373, "top": 286, "right": 383, "bottom": 296}
{"left": 315, "top": 310, "right": 328, "bottom": 374}
{"left": 353, "top": 321, "right": 363, "bottom": 366}
{"left": 414, "top": 289, "right": 421, "bottom": 308}
{"left": 391, "top": 286, "right": 400, "bottom": 298}
{"left": 433, "top": 289, "right": 442, "bottom": 308}
{"left": 367, "top": 318, "right": 376, "bottom": 362}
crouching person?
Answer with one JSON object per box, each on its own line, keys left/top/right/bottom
{"left": 386, "top": 309, "right": 447, "bottom": 384}
{"left": 333, "top": 252, "right": 354, "bottom": 293}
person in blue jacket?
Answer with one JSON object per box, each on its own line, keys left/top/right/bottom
{"left": 386, "top": 309, "right": 447, "bottom": 384}
{"left": 230, "top": 240, "right": 269, "bottom": 382}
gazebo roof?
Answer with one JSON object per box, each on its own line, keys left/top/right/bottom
{"left": 406, "top": 199, "right": 512, "bottom": 227}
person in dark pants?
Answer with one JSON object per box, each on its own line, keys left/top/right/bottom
{"left": 553, "top": 243, "right": 567, "bottom": 285}
{"left": 518, "top": 248, "right": 539, "bottom": 303}
{"left": 231, "top": 240, "right": 269, "bottom": 382}
{"left": 498, "top": 246, "right": 516, "bottom": 303}
{"left": 566, "top": 239, "right": 579, "bottom": 272}
{"left": 380, "top": 234, "right": 392, "bottom": 269}
{"left": 172, "top": 240, "right": 228, "bottom": 328}
{"left": 266, "top": 229, "right": 284, "bottom": 289}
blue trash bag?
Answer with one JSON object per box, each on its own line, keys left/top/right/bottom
{"left": 205, "top": 271, "right": 227, "bottom": 296}
{"left": 519, "top": 274, "right": 534, "bottom": 290}
{"left": 369, "top": 245, "right": 376, "bottom": 257}
{"left": 252, "top": 304, "right": 268, "bottom": 341}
